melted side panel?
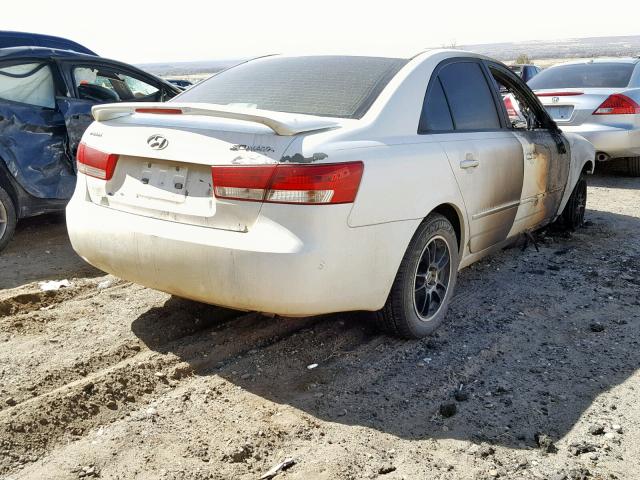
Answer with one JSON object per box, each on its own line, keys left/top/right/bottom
{"left": 0, "top": 102, "right": 75, "bottom": 200}
{"left": 510, "top": 130, "right": 571, "bottom": 234}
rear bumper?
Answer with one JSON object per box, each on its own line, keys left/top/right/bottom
{"left": 561, "top": 124, "right": 640, "bottom": 159}
{"left": 66, "top": 190, "right": 418, "bottom": 316}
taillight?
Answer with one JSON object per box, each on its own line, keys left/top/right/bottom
{"left": 212, "top": 165, "right": 278, "bottom": 202}
{"left": 593, "top": 94, "right": 640, "bottom": 115}
{"left": 503, "top": 95, "right": 517, "bottom": 117}
{"left": 76, "top": 142, "right": 119, "bottom": 180}
{"left": 211, "top": 162, "right": 364, "bottom": 205}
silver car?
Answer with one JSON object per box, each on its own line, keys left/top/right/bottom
{"left": 528, "top": 58, "right": 640, "bottom": 175}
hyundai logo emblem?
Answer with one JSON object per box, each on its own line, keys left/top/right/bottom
{"left": 147, "top": 134, "right": 168, "bottom": 150}
{"left": 552, "top": 96, "right": 560, "bottom": 103}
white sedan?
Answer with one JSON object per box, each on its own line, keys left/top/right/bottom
{"left": 66, "top": 51, "right": 594, "bottom": 338}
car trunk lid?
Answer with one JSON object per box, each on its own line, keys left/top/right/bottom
{"left": 82, "top": 104, "right": 340, "bottom": 232}
{"left": 534, "top": 88, "right": 623, "bottom": 126}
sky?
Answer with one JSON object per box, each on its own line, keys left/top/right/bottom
{"left": 3, "top": 0, "right": 639, "bottom": 64}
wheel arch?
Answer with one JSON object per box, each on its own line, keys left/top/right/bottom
{"left": 557, "top": 133, "right": 596, "bottom": 217}
{"left": 430, "top": 203, "right": 464, "bottom": 255}
{"left": 0, "top": 157, "right": 19, "bottom": 208}
{"left": 377, "top": 201, "right": 465, "bottom": 338}
{"left": 583, "top": 159, "right": 595, "bottom": 175}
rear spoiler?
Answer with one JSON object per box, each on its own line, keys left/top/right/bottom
{"left": 91, "top": 102, "right": 340, "bottom": 136}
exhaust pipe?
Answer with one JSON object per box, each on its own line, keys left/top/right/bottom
{"left": 596, "top": 152, "right": 610, "bottom": 162}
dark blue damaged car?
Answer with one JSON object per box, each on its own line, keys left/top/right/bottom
{"left": 0, "top": 32, "right": 179, "bottom": 251}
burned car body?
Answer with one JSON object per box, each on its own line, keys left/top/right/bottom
{"left": 0, "top": 44, "right": 180, "bottom": 251}
{"left": 67, "top": 51, "right": 595, "bottom": 339}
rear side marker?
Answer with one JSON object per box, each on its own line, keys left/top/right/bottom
{"left": 212, "top": 162, "right": 364, "bottom": 204}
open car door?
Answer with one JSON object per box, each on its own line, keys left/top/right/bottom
{"left": 56, "top": 96, "right": 95, "bottom": 161}
{"left": 56, "top": 60, "right": 178, "bottom": 158}
{"left": 0, "top": 61, "right": 75, "bottom": 200}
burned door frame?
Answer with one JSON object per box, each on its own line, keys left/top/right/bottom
{"left": 486, "top": 62, "right": 571, "bottom": 232}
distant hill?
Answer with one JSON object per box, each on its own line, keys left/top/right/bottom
{"left": 138, "top": 59, "right": 246, "bottom": 77}
{"left": 462, "top": 35, "right": 640, "bottom": 62}
{"left": 138, "top": 35, "right": 640, "bottom": 78}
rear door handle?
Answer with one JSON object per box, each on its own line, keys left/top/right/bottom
{"left": 460, "top": 159, "right": 479, "bottom": 169}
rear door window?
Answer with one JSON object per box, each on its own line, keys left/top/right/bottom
{"left": 419, "top": 77, "right": 454, "bottom": 132}
{"left": 0, "top": 62, "right": 55, "bottom": 108}
{"left": 438, "top": 62, "right": 501, "bottom": 130}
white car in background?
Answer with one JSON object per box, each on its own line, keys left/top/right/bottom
{"left": 66, "top": 51, "right": 594, "bottom": 338}
{"left": 528, "top": 57, "right": 640, "bottom": 175}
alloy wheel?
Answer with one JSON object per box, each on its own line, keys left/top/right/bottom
{"left": 413, "top": 235, "right": 452, "bottom": 321}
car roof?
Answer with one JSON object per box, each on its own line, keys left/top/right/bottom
{"left": 550, "top": 57, "right": 640, "bottom": 68}
{"left": 0, "top": 31, "right": 96, "bottom": 55}
{"left": 0, "top": 46, "right": 100, "bottom": 61}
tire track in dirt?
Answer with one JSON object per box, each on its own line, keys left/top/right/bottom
{"left": 0, "top": 309, "right": 327, "bottom": 474}
{"left": 0, "top": 283, "right": 100, "bottom": 320}
{"left": 0, "top": 285, "right": 244, "bottom": 408}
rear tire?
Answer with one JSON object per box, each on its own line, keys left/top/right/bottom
{"left": 558, "top": 175, "right": 587, "bottom": 230}
{"left": 605, "top": 157, "right": 640, "bottom": 176}
{"left": 377, "top": 213, "right": 459, "bottom": 339}
{"left": 625, "top": 157, "right": 640, "bottom": 176}
{"left": 0, "top": 185, "right": 17, "bottom": 253}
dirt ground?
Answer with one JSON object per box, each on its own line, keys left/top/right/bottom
{"left": 1, "top": 172, "right": 638, "bottom": 480}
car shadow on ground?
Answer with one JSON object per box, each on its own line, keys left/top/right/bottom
{"left": 0, "top": 213, "right": 102, "bottom": 289}
{"left": 131, "top": 208, "right": 640, "bottom": 449}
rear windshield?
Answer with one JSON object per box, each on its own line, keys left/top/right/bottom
{"left": 174, "top": 55, "right": 408, "bottom": 119}
{"left": 528, "top": 62, "right": 635, "bottom": 89}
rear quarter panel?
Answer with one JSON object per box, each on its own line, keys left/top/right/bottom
{"left": 344, "top": 139, "right": 464, "bottom": 230}
{"left": 279, "top": 131, "right": 466, "bottom": 252}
